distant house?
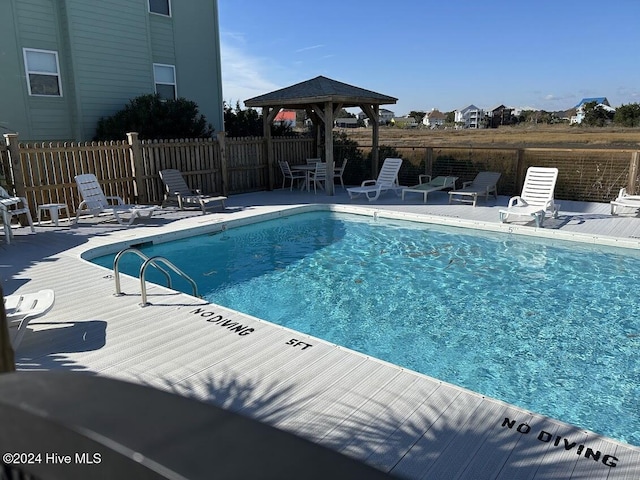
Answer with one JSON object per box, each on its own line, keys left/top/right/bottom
{"left": 358, "top": 108, "right": 394, "bottom": 126}
{"left": 454, "top": 105, "right": 484, "bottom": 129}
{"left": 570, "top": 97, "right": 614, "bottom": 124}
{"left": 274, "top": 110, "right": 297, "bottom": 128}
{"left": 0, "top": 0, "right": 224, "bottom": 141}
{"left": 488, "top": 105, "right": 513, "bottom": 128}
{"left": 334, "top": 117, "right": 358, "bottom": 128}
{"left": 422, "top": 109, "right": 447, "bottom": 128}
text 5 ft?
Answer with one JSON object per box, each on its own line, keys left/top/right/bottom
{"left": 286, "top": 339, "right": 313, "bottom": 350}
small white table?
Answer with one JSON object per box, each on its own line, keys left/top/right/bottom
{"left": 37, "top": 203, "right": 70, "bottom": 226}
{"left": 291, "top": 164, "right": 317, "bottom": 191}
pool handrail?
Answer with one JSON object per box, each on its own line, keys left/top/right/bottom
{"left": 113, "top": 247, "right": 172, "bottom": 295}
{"left": 139, "top": 256, "right": 199, "bottom": 307}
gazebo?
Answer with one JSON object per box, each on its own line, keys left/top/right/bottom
{"left": 244, "top": 76, "right": 397, "bottom": 195}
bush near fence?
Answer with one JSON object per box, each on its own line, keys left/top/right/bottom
{"left": 1, "top": 133, "right": 639, "bottom": 218}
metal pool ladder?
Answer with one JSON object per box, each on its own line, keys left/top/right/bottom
{"left": 113, "top": 247, "right": 199, "bottom": 307}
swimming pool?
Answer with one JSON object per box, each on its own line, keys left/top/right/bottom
{"left": 92, "top": 210, "right": 640, "bottom": 446}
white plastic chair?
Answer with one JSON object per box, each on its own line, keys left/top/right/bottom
{"left": 0, "top": 186, "right": 35, "bottom": 244}
{"left": 449, "top": 171, "right": 501, "bottom": 207}
{"left": 4, "top": 289, "right": 55, "bottom": 349}
{"left": 74, "top": 174, "right": 158, "bottom": 225}
{"left": 278, "top": 161, "right": 306, "bottom": 190}
{"left": 333, "top": 159, "right": 348, "bottom": 189}
{"left": 159, "top": 169, "right": 226, "bottom": 214}
{"left": 308, "top": 162, "right": 327, "bottom": 194}
{"left": 347, "top": 158, "right": 403, "bottom": 202}
{"left": 499, "top": 167, "right": 559, "bottom": 227}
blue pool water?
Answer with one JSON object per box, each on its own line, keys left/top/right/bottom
{"left": 92, "top": 211, "right": 640, "bottom": 446}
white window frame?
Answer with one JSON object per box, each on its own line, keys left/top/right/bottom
{"left": 148, "top": 0, "right": 171, "bottom": 17}
{"left": 153, "top": 63, "right": 176, "bottom": 100}
{"left": 23, "top": 48, "right": 63, "bottom": 97}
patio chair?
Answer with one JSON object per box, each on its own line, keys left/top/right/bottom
{"left": 4, "top": 289, "right": 55, "bottom": 350}
{"left": 448, "top": 171, "right": 501, "bottom": 207}
{"left": 347, "top": 158, "right": 403, "bottom": 202}
{"left": 333, "top": 159, "right": 348, "bottom": 189}
{"left": 499, "top": 167, "right": 559, "bottom": 227}
{"left": 308, "top": 162, "right": 327, "bottom": 194}
{"left": 401, "top": 175, "right": 458, "bottom": 203}
{"left": 610, "top": 188, "right": 640, "bottom": 215}
{"left": 159, "top": 169, "right": 226, "bottom": 214}
{"left": 0, "top": 186, "right": 35, "bottom": 244}
{"left": 74, "top": 174, "right": 158, "bottom": 226}
{"left": 278, "top": 161, "right": 306, "bottom": 191}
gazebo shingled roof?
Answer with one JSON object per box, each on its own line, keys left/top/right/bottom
{"left": 244, "top": 76, "right": 397, "bottom": 195}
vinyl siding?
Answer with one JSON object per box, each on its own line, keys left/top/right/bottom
{"left": 64, "top": 0, "right": 153, "bottom": 139}
{"left": 1, "top": 0, "right": 223, "bottom": 141}
{"left": 149, "top": 15, "right": 176, "bottom": 64}
{"left": 15, "top": 0, "right": 74, "bottom": 141}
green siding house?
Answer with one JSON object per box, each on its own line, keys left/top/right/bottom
{"left": 0, "top": 0, "right": 224, "bottom": 141}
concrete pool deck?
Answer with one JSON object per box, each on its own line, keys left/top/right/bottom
{"left": 2, "top": 188, "right": 640, "bottom": 479}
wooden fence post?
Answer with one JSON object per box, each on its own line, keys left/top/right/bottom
{"left": 217, "top": 131, "right": 229, "bottom": 196}
{"left": 425, "top": 147, "right": 433, "bottom": 176}
{"left": 127, "top": 132, "right": 145, "bottom": 203}
{"left": 4, "top": 133, "right": 25, "bottom": 198}
{"left": 515, "top": 148, "right": 526, "bottom": 193}
{"left": 627, "top": 151, "right": 640, "bottom": 195}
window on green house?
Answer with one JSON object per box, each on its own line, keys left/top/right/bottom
{"left": 153, "top": 64, "right": 176, "bottom": 100}
{"left": 149, "top": 0, "right": 171, "bottom": 16}
{"left": 23, "top": 49, "right": 62, "bottom": 96}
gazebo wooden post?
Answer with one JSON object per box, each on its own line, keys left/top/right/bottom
{"left": 324, "top": 101, "right": 335, "bottom": 195}
{"left": 360, "top": 104, "right": 380, "bottom": 177}
{"left": 262, "top": 107, "right": 280, "bottom": 190}
{"left": 372, "top": 105, "right": 380, "bottom": 177}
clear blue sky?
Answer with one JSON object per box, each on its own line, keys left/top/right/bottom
{"left": 218, "top": 1, "right": 640, "bottom": 116}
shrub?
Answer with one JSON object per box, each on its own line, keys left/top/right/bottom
{"left": 95, "top": 94, "right": 214, "bottom": 140}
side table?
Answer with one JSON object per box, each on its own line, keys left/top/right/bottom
{"left": 37, "top": 203, "right": 70, "bottom": 226}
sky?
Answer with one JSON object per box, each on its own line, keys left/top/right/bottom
{"left": 218, "top": 0, "right": 640, "bottom": 116}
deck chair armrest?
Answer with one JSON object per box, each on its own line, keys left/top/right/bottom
{"left": 194, "top": 189, "right": 202, "bottom": 195}
{"left": 462, "top": 181, "right": 473, "bottom": 188}
{"left": 507, "top": 196, "right": 526, "bottom": 208}
{"left": 105, "top": 196, "right": 124, "bottom": 205}
{"left": 418, "top": 174, "right": 431, "bottom": 184}
{"left": 360, "top": 180, "right": 376, "bottom": 187}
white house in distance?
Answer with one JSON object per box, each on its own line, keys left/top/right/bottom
{"left": 422, "top": 109, "right": 447, "bottom": 128}
{"left": 570, "top": 97, "right": 614, "bottom": 124}
{"left": 455, "top": 104, "right": 484, "bottom": 129}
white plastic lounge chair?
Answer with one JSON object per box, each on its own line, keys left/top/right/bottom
{"left": 610, "top": 188, "right": 640, "bottom": 215}
{"left": 401, "top": 175, "right": 458, "bottom": 203}
{"left": 75, "top": 174, "right": 158, "bottom": 225}
{"left": 159, "top": 169, "right": 227, "bottom": 214}
{"left": 499, "top": 167, "right": 559, "bottom": 227}
{"left": 4, "top": 289, "right": 55, "bottom": 349}
{"left": 347, "top": 158, "right": 403, "bottom": 202}
{"left": 278, "top": 161, "right": 306, "bottom": 190}
{"left": 308, "top": 162, "right": 327, "bottom": 194}
{"left": 449, "top": 171, "right": 502, "bottom": 207}
{"left": 333, "top": 159, "right": 348, "bottom": 189}
{"left": 1, "top": 186, "right": 35, "bottom": 244}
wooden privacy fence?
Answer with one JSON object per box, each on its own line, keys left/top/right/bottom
{"left": 1, "top": 133, "right": 314, "bottom": 217}
{"left": 2, "top": 132, "right": 640, "bottom": 217}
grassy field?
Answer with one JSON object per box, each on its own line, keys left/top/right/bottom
{"left": 343, "top": 124, "right": 640, "bottom": 148}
